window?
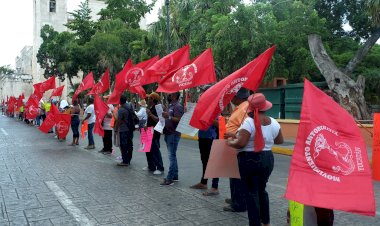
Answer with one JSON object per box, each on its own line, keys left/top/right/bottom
{"left": 49, "top": 0, "right": 56, "bottom": 13}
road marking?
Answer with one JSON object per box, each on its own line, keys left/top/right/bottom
{"left": 1, "top": 128, "right": 8, "bottom": 136}
{"left": 45, "top": 181, "right": 95, "bottom": 226}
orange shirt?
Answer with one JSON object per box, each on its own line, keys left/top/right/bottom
{"left": 226, "top": 101, "right": 249, "bottom": 134}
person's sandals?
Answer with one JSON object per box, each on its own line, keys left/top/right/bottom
{"left": 189, "top": 183, "right": 207, "bottom": 189}
{"left": 202, "top": 189, "right": 219, "bottom": 196}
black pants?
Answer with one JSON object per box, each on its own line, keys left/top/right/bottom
{"left": 238, "top": 151, "right": 274, "bottom": 226}
{"left": 102, "top": 130, "right": 113, "bottom": 152}
{"left": 198, "top": 138, "right": 219, "bottom": 188}
{"left": 120, "top": 131, "right": 133, "bottom": 164}
{"left": 71, "top": 119, "right": 80, "bottom": 138}
{"left": 146, "top": 132, "right": 164, "bottom": 171}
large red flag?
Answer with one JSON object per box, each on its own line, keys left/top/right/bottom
{"left": 50, "top": 85, "right": 65, "bottom": 99}
{"left": 72, "top": 72, "right": 95, "bottom": 101}
{"left": 143, "top": 45, "right": 190, "bottom": 85}
{"left": 108, "top": 60, "right": 133, "bottom": 104}
{"left": 190, "top": 46, "right": 276, "bottom": 130}
{"left": 54, "top": 113, "right": 71, "bottom": 139}
{"left": 39, "top": 111, "right": 56, "bottom": 133}
{"left": 34, "top": 76, "right": 56, "bottom": 93}
{"left": 88, "top": 69, "right": 111, "bottom": 95}
{"left": 94, "top": 95, "right": 109, "bottom": 137}
{"left": 284, "top": 79, "right": 375, "bottom": 216}
{"left": 126, "top": 56, "right": 159, "bottom": 88}
{"left": 156, "top": 48, "right": 216, "bottom": 93}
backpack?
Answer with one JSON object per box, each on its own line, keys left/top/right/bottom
{"left": 122, "top": 103, "right": 139, "bottom": 131}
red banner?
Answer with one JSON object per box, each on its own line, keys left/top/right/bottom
{"left": 50, "top": 85, "right": 65, "bottom": 99}
{"left": 94, "top": 95, "right": 109, "bottom": 137}
{"left": 157, "top": 48, "right": 216, "bottom": 93}
{"left": 144, "top": 45, "right": 190, "bottom": 85}
{"left": 72, "top": 72, "right": 95, "bottom": 101}
{"left": 284, "top": 79, "right": 375, "bottom": 216}
{"left": 54, "top": 113, "right": 71, "bottom": 139}
{"left": 108, "top": 60, "right": 133, "bottom": 104}
{"left": 190, "top": 46, "right": 275, "bottom": 130}
{"left": 34, "top": 76, "right": 56, "bottom": 93}
{"left": 88, "top": 69, "right": 110, "bottom": 95}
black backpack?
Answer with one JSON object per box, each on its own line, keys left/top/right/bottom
{"left": 122, "top": 103, "right": 139, "bottom": 131}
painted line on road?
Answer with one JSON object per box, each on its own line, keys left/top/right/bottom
{"left": 1, "top": 128, "right": 8, "bottom": 136}
{"left": 45, "top": 181, "right": 95, "bottom": 226}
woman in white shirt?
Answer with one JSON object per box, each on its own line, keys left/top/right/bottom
{"left": 227, "top": 93, "right": 283, "bottom": 226}
{"left": 135, "top": 99, "right": 147, "bottom": 129}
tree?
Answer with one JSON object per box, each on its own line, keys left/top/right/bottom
{"left": 98, "top": 0, "right": 155, "bottom": 28}
{"left": 0, "top": 65, "right": 14, "bottom": 76}
{"left": 309, "top": 0, "right": 380, "bottom": 119}
{"left": 66, "top": 0, "right": 96, "bottom": 45}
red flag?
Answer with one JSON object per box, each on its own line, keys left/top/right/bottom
{"left": 190, "top": 46, "right": 275, "bottom": 130}
{"left": 54, "top": 113, "right": 71, "bottom": 139}
{"left": 34, "top": 76, "right": 56, "bottom": 93}
{"left": 39, "top": 112, "right": 56, "bottom": 133}
{"left": 26, "top": 91, "right": 43, "bottom": 108}
{"left": 88, "top": 69, "right": 111, "bottom": 95}
{"left": 94, "top": 95, "right": 109, "bottom": 137}
{"left": 126, "top": 56, "right": 159, "bottom": 88}
{"left": 284, "top": 79, "right": 375, "bottom": 216}
{"left": 157, "top": 48, "right": 216, "bottom": 93}
{"left": 129, "top": 86, "right": 147, "bottom": 99}
{"left": 50, "top": 85, "right": 65, "bottom": 99}
{"left": 72, "top": 72, "right": 95, "bottom": 101}
{"left": 25, "top": 100, "right": 39, "bottom": 119}
{"left": 143, "top": 45, "right": 190, "bottom": 85}
{"left": 108, "top": 60, "right": 133, "bottom": 104}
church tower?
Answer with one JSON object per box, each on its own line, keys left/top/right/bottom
{"left": 32, "top": 0, "right": 68, "bottom": 83}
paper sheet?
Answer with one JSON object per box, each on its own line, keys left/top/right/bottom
{"left": 176, "top": 102, "right": 199, "bottom": 136}
{"left": 154, "top": 104, "right": 165, "bottom": 133}
{"left": 138, "top": 127, "right": 153, "bottom": 152}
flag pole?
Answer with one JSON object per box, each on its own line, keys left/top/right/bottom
{"left": 355, "top": 119, "right": 373, "bottom": 137}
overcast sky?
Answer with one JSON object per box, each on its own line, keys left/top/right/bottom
{"left": 0, "top": 0, "right": 163, "bottom": 68}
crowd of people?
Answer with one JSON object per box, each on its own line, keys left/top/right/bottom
{"left": 1, "top": 87, "right": 338, "bottom": 226}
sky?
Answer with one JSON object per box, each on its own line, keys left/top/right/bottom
{"left": 0, "top": 0, "right": 162, "bottom": 69}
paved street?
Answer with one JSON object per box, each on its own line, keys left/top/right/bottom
{"left": 0, "top": 116, "right": 379, "bottom": 226}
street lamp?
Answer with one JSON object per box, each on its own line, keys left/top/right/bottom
{"left": 165, "top": 0, "right": 170, "bottom": 54}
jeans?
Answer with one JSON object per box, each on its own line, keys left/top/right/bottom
{"left": 164, "top": 134, "right": 180, "bottom": 180}
{"left": 146, "top": 132, "right": 164, "bottom": 171}
{"left": 229, "top": 178, "right": 247, "bottom": 211}
{"left": 102, "top": 130, "right": 113, "bottom": 152}
{"left": 199, "top": 138, "right": 219, "bottom": 189}
{"left": 88, "top": 123, "right": 95, "bottom": 146}
{"left": 120, "top": 131, "right": 133, "bottom": 164}
{"left": 71, "top": 119, "right": 80, "bottom": 138}
{"left": 238, "top": 151, "right": 274, "bottom": 226}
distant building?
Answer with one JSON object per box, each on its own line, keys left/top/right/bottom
{"left": 15, "top": 46, "right": 33, "bottom": 76}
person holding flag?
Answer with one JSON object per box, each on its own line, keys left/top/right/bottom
{"left": 99, "top": 95, "right": 114, "bottom": 154}
{"left": 226, "top": 93, "right": 283, "bottom": 226}
{"left": 160, "top": 92, "right": 184, "bottom": 186}
{"left": 82, "top": 97, "right": 96, "bottom": 149}
{"left": 70, "top": 100, "right": 81, "bottom": 146}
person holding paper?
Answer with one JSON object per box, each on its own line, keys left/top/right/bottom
{"left": 226, "top": 93, "right": 283, "bottom": 226}
{"left": 223, "top": 88, "right": 250, "bottom": 213}
{"left": 145, "top": 92, "right": 165, "bottom": 175}
{"left": 160, "top": 92, "right": 184, "bottom": 186}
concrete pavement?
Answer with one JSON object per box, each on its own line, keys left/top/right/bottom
{"left": 0, "top": 115, "right": 379, "bottom": 225}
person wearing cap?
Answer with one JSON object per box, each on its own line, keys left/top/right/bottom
{"left": 223, "top": 88, "right": 250, "bottom": 212}
{"left": 190, "top": 85, "right": 220, "bottom": 196}
{"left": 226, "top": 93, "right": 283, "bottom": 226}
{"left": 100, "top": 95, "right": 114, "bottom": 154}
{"left": 145, "top": 92, "right": 165, "bottom": 175}
{"left": 160, "top": 92, "right": 184, "bottom": 186}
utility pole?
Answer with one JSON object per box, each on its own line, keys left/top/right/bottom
{"left": 165, "top": 0, "right": 170, "bottom": 54}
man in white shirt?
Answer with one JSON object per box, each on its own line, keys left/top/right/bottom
{"left": 82, "top": 97, "right": 96, "bottom": 149}
{"left": 100, "top": 96, "right": 114, "bottom": 154}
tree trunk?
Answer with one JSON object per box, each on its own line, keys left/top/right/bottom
{"left": 344, "top": 27, "right": 380, "bottom": 74}
{"left": 308, "top": 34, "right": 371, "bottom": 120}
{"left": 67, "top": 75, "right": 75, "bottom": 90}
